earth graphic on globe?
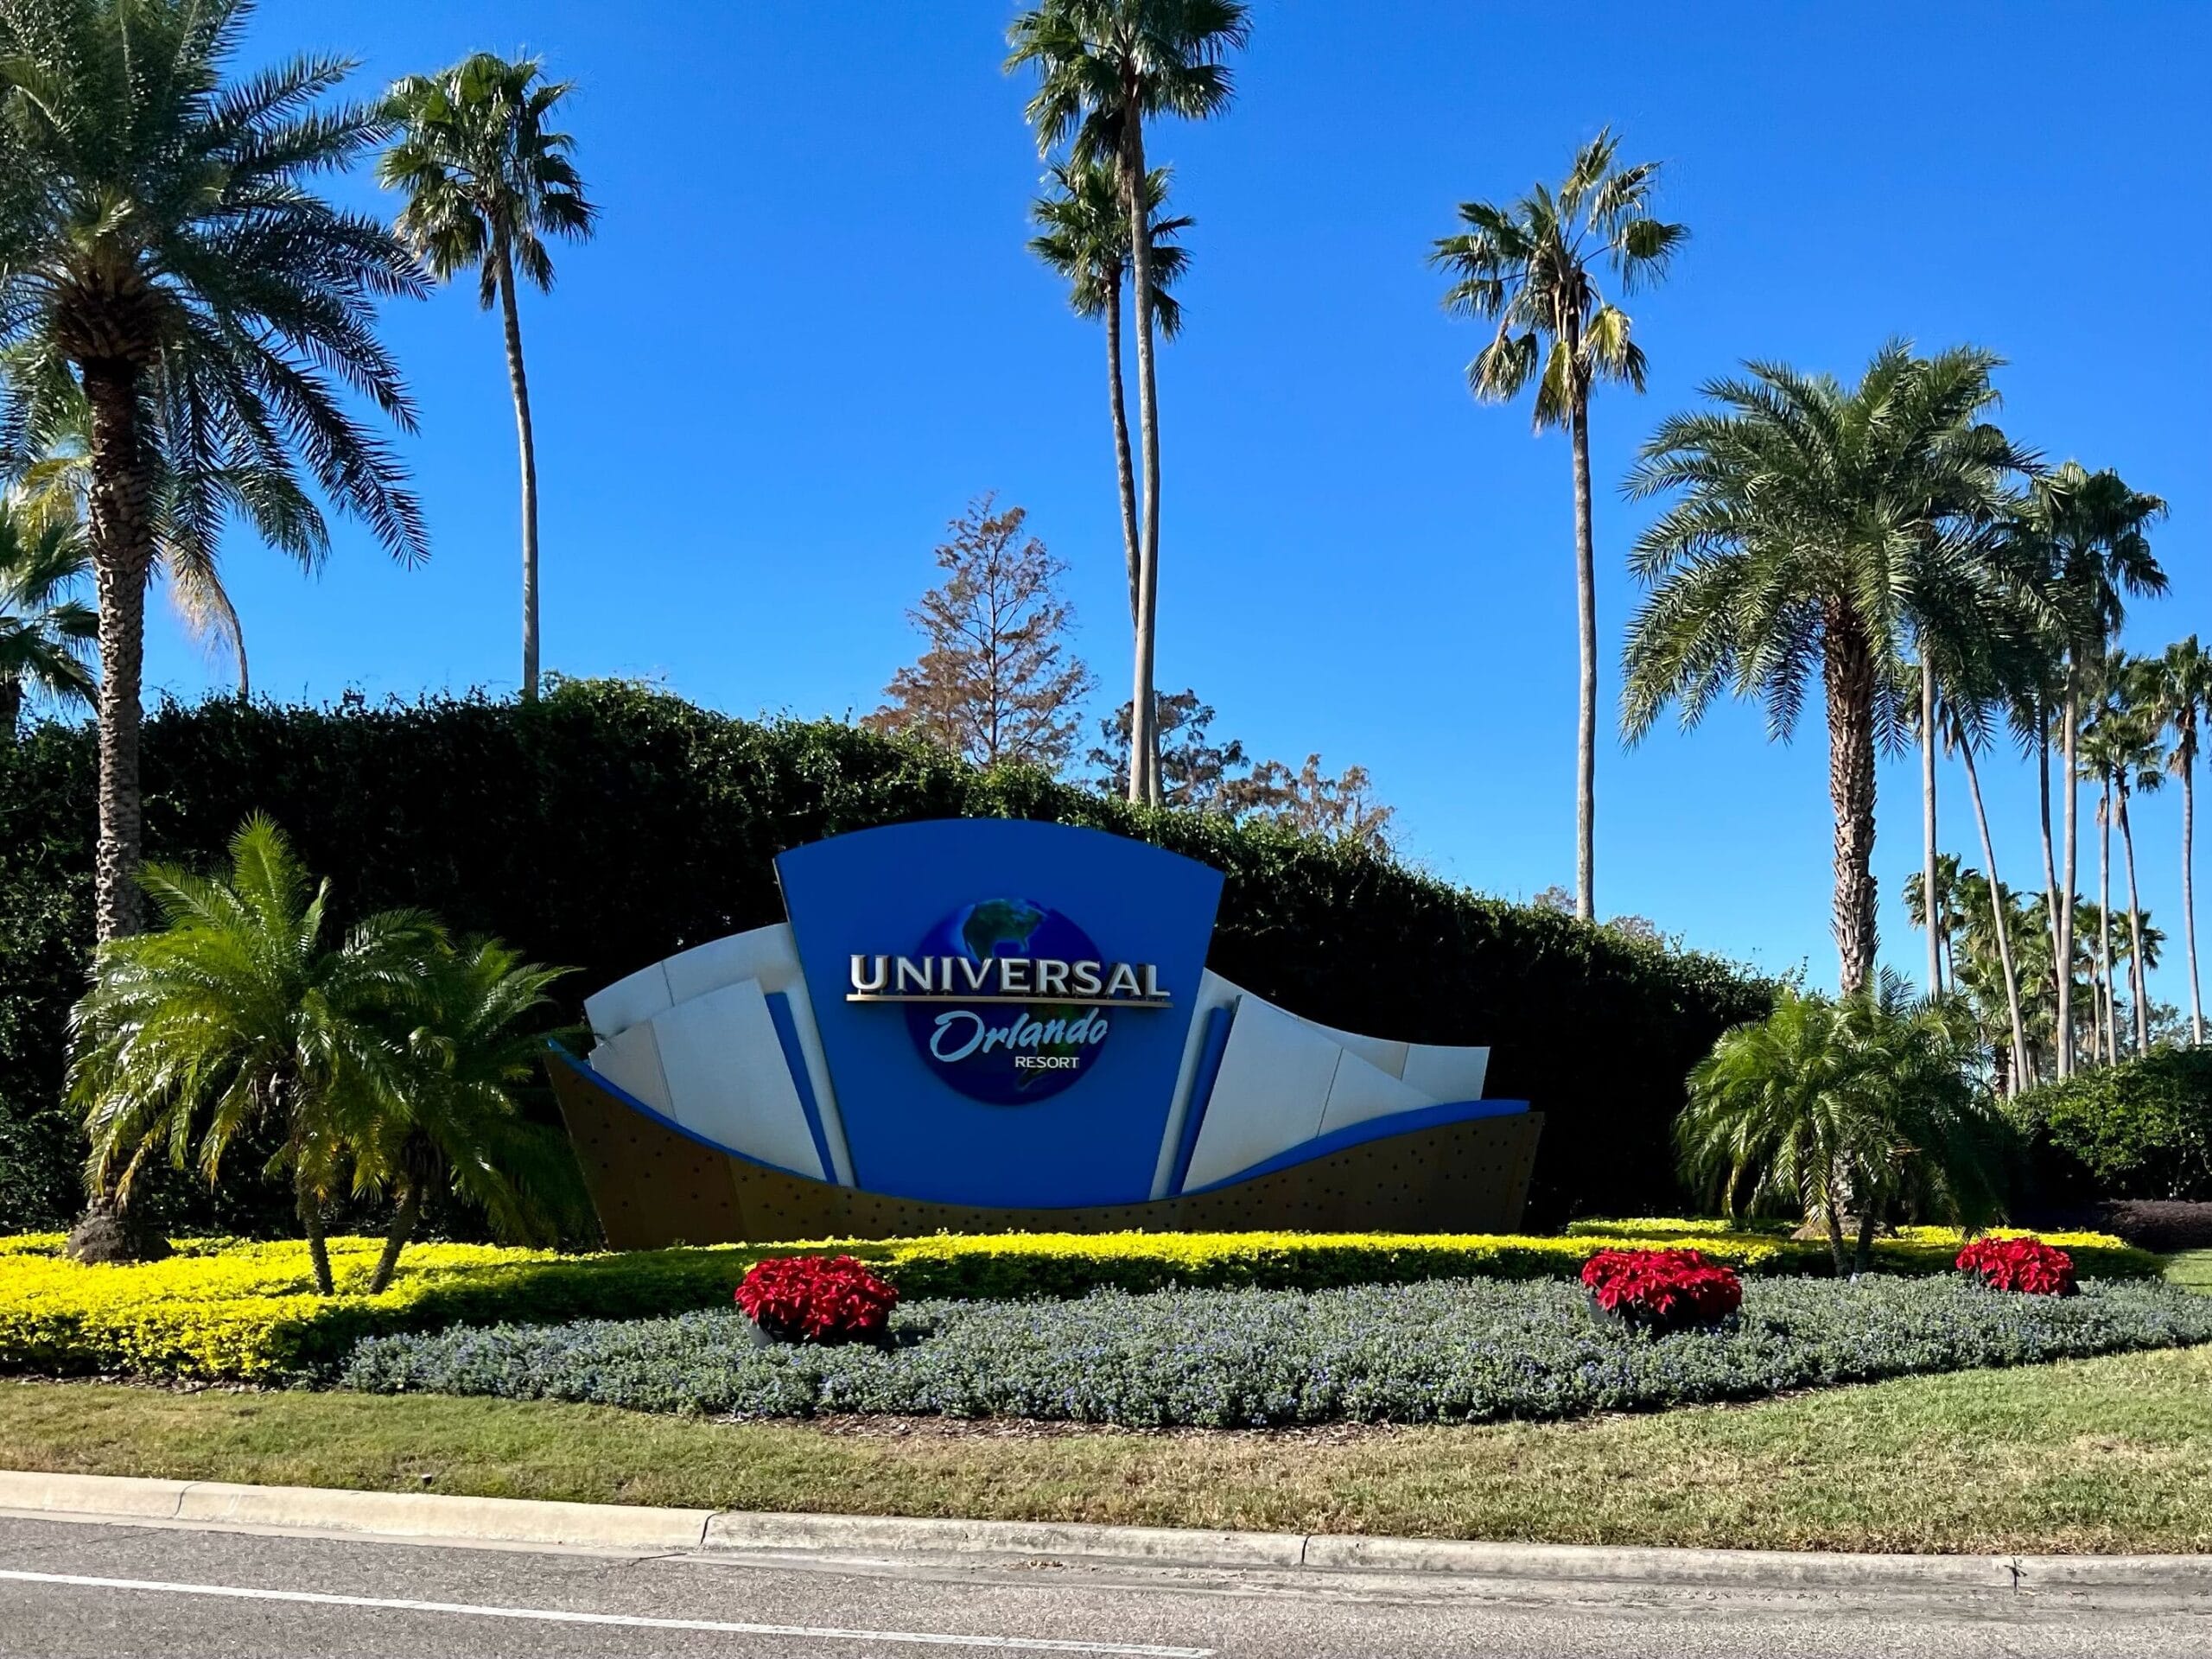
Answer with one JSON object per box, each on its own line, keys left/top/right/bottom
{"left": 902, "top": 898, "right": 1110, "bottom": 1104}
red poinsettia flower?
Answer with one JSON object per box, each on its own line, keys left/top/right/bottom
{"left": 1580, "top": 1247, "right": 1743, "bottom": 1328}
{"left": 1955, "top": 1236, "right": 2076, "bottom": 1296}
{"left": 735, "top": 1254, "right": 900, "bottom": 1343}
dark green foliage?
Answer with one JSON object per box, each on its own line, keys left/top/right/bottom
{"left": 0, "top": 680, "right": 1773, "bottom": 1232}
{"left": 2012, "top": 1050, "right": 2212, "bottom": 1202}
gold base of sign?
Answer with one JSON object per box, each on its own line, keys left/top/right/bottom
{"left": 550, "top": 1058, "right": 1544, "bottom": 1247}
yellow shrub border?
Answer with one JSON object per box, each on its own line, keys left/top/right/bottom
{"left": 0, "top": 1224, "right": 2160, "bottom": 1382}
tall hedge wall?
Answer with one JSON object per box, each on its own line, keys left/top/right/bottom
{"left": 0, "top": 679, "right": 1773, "bottom": 1233}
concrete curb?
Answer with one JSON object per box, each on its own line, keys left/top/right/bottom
{"left": 4, "top": 1470, "right": 2209, "bottom": 1591}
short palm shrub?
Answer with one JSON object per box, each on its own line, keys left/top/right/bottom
{"left": 1677, "top": 985, "right": 2012, "bottom": 1275}
{"left": 67, "top": 816, "right": 574, "bottom": 1294}
{"left": 734, "top": 1255, "right": 899, "bottom": 1344}
{"left": 1580, "top": 1248, "right": 1742, "bottom": 1332}
{"left": 1957, "top": 1236, "right": 2075, "bottom": 1296}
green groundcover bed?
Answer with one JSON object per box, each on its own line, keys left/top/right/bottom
{"left": 342, "top": 1277, "right": 2212, "bottom": 1429}
{"left": 0, "top": 1224, "right": 2169, "bottom": 1384}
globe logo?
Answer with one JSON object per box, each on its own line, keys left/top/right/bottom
{"left": 902, "top": 898, "right": 1111, "bottom": 1103}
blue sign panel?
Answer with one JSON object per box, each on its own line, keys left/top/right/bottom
{"left": 776, "top": 818, "right": 1224, "bottom": 1206}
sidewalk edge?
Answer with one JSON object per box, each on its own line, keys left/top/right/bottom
{"left": 3, "top": 1469, "right": 2208, "bottom": 1590}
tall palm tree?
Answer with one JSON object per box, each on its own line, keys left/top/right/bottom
{"left": 1943, "top": 703, "right": 2029, "bottom": 1086}
{"left": 0, "top": 501, "right": 93, "bottom": 735}
{"left": 1622, "top": 344, "right": 2027, "bottom": 997}
{"left": 1007, "top": 0, "right": 1251, "bottom": 807}
{"left": 380, "top": 53, "right": 594, "bottom": 704}
{"left": 2013, "top": 463, "right": 2166, "bottom": 1073}
{"left": 1028, "top": 159, "right": 1190, "bottom": 630}
{"left": 2077, "top": 712, "right": 2120, "bottom": 1063}
{"left": 2150, "top": 636, "right": 2209, "bottom": 1045}
{"left": 2083, "top": 671, "right": 2166, "bottom": 1055}
{"left": 1431, "top": 130, "right": 1686, "bottom": 923}
{"left": 0, "top": 0, "right": 429, "bottom": 949}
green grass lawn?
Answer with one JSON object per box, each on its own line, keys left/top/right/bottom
{"left": 9, "top": 1338, "right": 2212, "bottom": 1554}
{"left": 2165, "top": 1249, "right": 2212, "bottom": 1294}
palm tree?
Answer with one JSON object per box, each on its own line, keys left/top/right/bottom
{"left": 1007, "top": 0, "right": 1251, "bottom": 808}
{"left": 70, "top": 817, "right": 443, "bottom": 1290}
{"left": 1622, "top": 344, "right": 2027, "bottom": 997}
{"left": 380, "top": 53, "right": 595, "bottom": 703}
{"left": 0, "top": 503, "right": 93, "bottom": 736}
{"left": 69, "top": 816, "right": 566, "bottom": 1293}
{"left": 2149, "top": 636, "right": 2209, "bottom": 1046}
{"left": 6, "top": 360, "right": 327, "bottom": 696}
{"left": 0, "top": 0, "right": 429, "bottom": 948}
{"left": 2013, "top": 463, "right": 2167, "bottom": 1072}
{"left": 2082, "top": 671, "right": 2166, "bottom": 1055}
{"left": 1945, "top": 707, "right": 2030, "bottom": 1087}
{"left": 1677, "top": 984, "right": 2005, "bottom": 1275}
{"left": 1028, "top": 159, "right": 1190, "bottom": 631}
{"left": 359, "top": 937, "right": 574, "bottom": 1294}
{"left": 1431, "top": 130, "right": 1686, "bottom": 923}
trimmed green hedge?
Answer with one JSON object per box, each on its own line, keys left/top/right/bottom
{"left": 2011, "top": 1050, "right": 2212, "bottom": 1203}
{"left": 0, "top": 680, "right": 1775, "bottom": 1234}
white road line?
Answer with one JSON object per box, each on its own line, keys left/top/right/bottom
{"left": 0, "top": 1567, "right": 1213, "bottom": 1656}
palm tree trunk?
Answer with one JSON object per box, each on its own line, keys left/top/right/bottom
{"left": 2098, "top": 780, "right": 2115, "bottom": 1065}
{"left": 2119, "top": 785, "right": 2151, "bottom": 1052}
{"left": 1121, "top": 116, "right": 1162, "bottom": 808}
{"left": 2096, "top": 779, "right": 2114, "bottom": 1065}
{"left": 2183, "top": 746, "right": 2203, "bottom": 1046}
{"left": 1822, "top": 1173, "right": 1850, "bottom": 1278}
{"left": 1853, "top": 1203, "right": 1879, "bottom": 1277}
{"left": 1103, "top": 274, "right": 1141, "bottom": 632}
{"left": 366, "top": 1182, "right": 420, "bottom": 1296}
{"left": 2059, "top": 682, "right": 2081, "bottom": 1072}
{"left": 1960, "top": 734, "right": 2029, "bottom": 1086}
{"left": 496, "top": 245, "right": 543, "bottom": 702}
{"left": 1569, "top": 389, "right": 1598, "bottom": 924}
{"left": 1921, "top": 659, "right": 1941, "bottom": 996}
{"left": 2038, "top": 711, "right": 2066, "bottom": 1074}
{"left": 0, "top": 679, "right": 20, "bottom": 742}
{"left": 83, "top": 360, "right": 156, "bottom": 944}
{"left": 1824, "top": 613, "right": 1880, "bottom": 999}
{"left": 297, "top": 1181, "right": 334, "bottom": 1297}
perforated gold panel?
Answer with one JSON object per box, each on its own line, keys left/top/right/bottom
{"left": 550, "top": 1061, "right": 1542, "bottom": 1247}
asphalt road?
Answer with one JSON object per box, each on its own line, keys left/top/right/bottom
{"left": 2, "top": 1512, "right": 2209, "bottom": 1659}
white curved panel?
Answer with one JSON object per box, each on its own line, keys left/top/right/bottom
{"left": 588, "top": 1020, "right": 673, "bottom": 1114}
{"left": 777, "top": 972, "right": 854, "bottom": 1185}
{"left": 1319, "top": 1046, "right": 1433, "bottom": 1135}
{"left": 1402, "top": 1044, "right": 1491, "bottom": 1103}
{"left": 583, "top": 963, "right": 673, "bottom": 1041}
{"left": 650, "top": 978, "right": 825, "bottom": 1179}
{"left": 1292, "top": 1020, "right": 1408, "bottom": 1080}
{"left": 1181, "top": 995, "right": 1337, "bottom": 1191}
{"left": 1150, "top": 969, "right": 1245, "bottom": 1198}
{"left": 663, "top": 924, "right": 804, "bottom": 1004}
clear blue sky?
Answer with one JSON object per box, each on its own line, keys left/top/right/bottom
{"left": 158, "top": 1, "right": 2208, "bottom": 1001}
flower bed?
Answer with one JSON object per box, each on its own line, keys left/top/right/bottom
{"left": 0, "top": 1223, "right": 2162, "bottom": 1382}
{"left": 339, "top": 1275, "right": 2212, "bottom": 1428}
{"left": 1959, "top": 1236, "right": 2076, "bottom": 1295}
{"left": 1581, "top": 1248, "right": 1742, "bottom": 1331}
{"left": 735, "top": 1255, "right": 899, "bottom": 1343}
